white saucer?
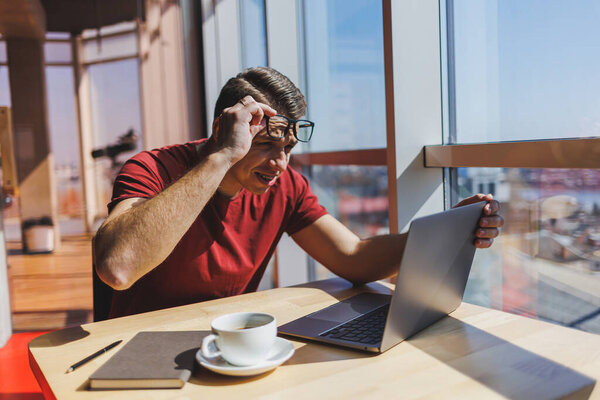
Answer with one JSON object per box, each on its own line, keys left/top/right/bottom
{"left": 196, "top": 337, "right": 295, "bottom": 376}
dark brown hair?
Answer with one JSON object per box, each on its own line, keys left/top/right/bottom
{"left": 213, "top": 67, "right": 306, "bottom": 119}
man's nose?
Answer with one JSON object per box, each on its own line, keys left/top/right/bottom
{"left": 269, "top": 149, "right": 288, "bottom": 171}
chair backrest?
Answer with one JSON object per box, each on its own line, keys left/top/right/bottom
{"left": 91, "top": 236, "right": 114, "bottom": 322}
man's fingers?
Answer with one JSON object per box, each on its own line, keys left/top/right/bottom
{"left": 476, "top": 228, "right": 499, "bottom": 239}
{"left": 479, "top": 215, "right": 504, "bottom": 228}
{"left": 475, "top": 238, "right": 493, "bottom": 249}
{"left": 484, "top": 200, "right": 501, "bottom": 215}
{"left": 249, "top": 118, "right": 267, "bottom": 135}
{"left": 454, "top": 193, "right": 493, "bottom": 208}
{"left": 233, "top": 95, "right": 277, "bottom": 130}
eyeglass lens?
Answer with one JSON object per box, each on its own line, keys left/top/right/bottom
{"left": 267, "top": 116, "right": 314, "bottom": 142}
{"left": 267, "top": 116, "right": 288, "bottom": 139}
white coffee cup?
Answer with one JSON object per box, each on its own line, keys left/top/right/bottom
{"left": 201, "top": 312, "right": 276, "bottom": 366}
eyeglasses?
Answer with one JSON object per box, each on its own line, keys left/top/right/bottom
{"left": 265, "top": 115, "right": 315, "bottom": 143}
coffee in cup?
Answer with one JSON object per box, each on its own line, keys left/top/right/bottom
{"left": 201, "top": 312, "right": 276, "bottom": 366}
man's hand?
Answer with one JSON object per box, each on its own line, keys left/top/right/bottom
{"left": 453, "top": 193, "right": 504, "bottom": 249}
{"left": 209, "top": 95, "right": 277, "bottom": 164}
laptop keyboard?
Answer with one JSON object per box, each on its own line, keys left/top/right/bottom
{"left": 319, "top": 304, "right": 390, "bottom": 345}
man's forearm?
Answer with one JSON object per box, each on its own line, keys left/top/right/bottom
{"left": 292, "top": 215, "right": 408, "bottom": 284}
{"left": 346, "top": 233, "right": 408, "bottom": 283}
{"left": 94, "top": 148, "right": 234, "bottom": 290}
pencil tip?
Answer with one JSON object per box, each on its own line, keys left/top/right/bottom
{"left": 66, "top": 368, "right": 73, "bottom": 373}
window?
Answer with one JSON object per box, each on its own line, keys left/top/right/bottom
{"left": 74, "top": 23, "right": 143, "bottom": 221}
{"left": 0, "top": 66, "right": 9, "bottom": 107}
{"left": 239, "top": 0, "right": 267, "bottom": 69}
{"left": 444, "top": 0, "right": 600, "bottom": 334}
{"left": 290, "top": 0, "right": 389, "bottom": 284}
{"left": 44, "top": 42, "right": 72, "bottom": 64}
{"left": 82, "top": 33, "right": 137, "bottom": 64}
{"left": 0, "top": 41, "right": 7, "bottom": 64}
{"left": 0, "top": 39, "right": 8, "bottom": 106}
{"left": 88, "top": 59, "right": 142, "bottom": 210}
{"left": 459, "top": 168, "right": 600, "bottom": 332}
{"left": 300, "top": 0, "right": 386, "bottom": 153}
{"left": 449, "top": 0, "right": 600, "bottom": 143}
{"left": 46, "top": 65, "right": 84, "bottom": 233}
{"left": 298, "top": 0, "right": 388, "bottom": 227}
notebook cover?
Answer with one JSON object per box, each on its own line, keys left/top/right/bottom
{"left": 88, "top": 331, "right": 203, "bottom": 390}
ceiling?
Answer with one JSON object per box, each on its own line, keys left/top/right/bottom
{"left": 0, "top": 0, "right": 143, "bottom": 39}
{"left": 42, "top": 0, "right": 143, "bottom": 33}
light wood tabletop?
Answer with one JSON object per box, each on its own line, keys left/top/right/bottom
{"left": 29, "top": 278, "right": 600, "bottom": 399}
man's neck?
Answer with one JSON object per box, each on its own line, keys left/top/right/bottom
{"left": 217, "top": 173, "right": 242, "bottom": 198}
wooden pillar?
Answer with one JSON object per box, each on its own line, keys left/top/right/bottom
{"left": 6, "top": 38, "right": 60, "bottom": 252}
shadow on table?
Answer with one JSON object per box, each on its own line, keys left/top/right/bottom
{"left": 28, "top": 326, "right": 89, "bottom": 348}
{"left": 408, "top": 316, "right": 595, "bottom": 400}
{"left": 190, "top": 342, "right": 373, "bottom": 385}
{"left": 291, "top": 279, "right": 393, "bottom": 303}
{"left": 191, "top": 368, "right": 277, "bottom": 386}
{"left": 284, "top": 340, "right": 375, "bottom": 366}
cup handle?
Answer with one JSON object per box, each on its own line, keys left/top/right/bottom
{"left": 201, "top": 334, "right": 221, "bottom": 358}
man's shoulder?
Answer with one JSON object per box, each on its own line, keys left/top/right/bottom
{"left": 144, "top": 139, "right": 206, "bottom": 158}
{"left": 129, "top": 139, "right": 206, "bottom": 167}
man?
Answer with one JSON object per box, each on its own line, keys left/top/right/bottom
{"left": 94, "top": 67, "right": 503, "bottom": 318}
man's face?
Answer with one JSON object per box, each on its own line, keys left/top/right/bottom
{"left": 220, "top": 126, "right": 298, "bottom": 196}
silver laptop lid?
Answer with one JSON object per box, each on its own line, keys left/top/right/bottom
{"left": 380, "top": 202, "right": 484, "bottom": 352}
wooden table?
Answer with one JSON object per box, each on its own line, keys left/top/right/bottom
{"left": 29, "top": 278, "right": 600, "bottom": 399}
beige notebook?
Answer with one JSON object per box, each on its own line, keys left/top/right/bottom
{"left": 88, "top": 331, "right": 203, "bottom": 390}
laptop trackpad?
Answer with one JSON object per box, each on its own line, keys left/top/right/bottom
{"left": 311, "top": 302, "right": 376, "bottom": 323}
{"left": 311, "top": 293, "right": 391, "bottom": 323}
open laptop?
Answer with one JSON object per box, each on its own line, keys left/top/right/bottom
{"left": 278, "top": 202, "right": 485, "bottom": 353}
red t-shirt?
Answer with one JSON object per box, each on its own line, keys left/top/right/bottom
{"left": 107, "top": 140, "right": 327, "bottom": 318}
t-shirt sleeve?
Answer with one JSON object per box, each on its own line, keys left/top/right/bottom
{"left": 285, "top": 168, "right": 328, "bottom": 235}
{"left": 107, "top": 155, "right": 163, "bottom": 212}
{"left": 107, "top": 144, "right": 196, "bottom": 213}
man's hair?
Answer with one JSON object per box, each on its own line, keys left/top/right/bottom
{"left": 213, "top": 67, "right": 306, "bottom": 119}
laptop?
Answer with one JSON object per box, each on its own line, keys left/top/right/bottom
{"left": 278, "top": 201, "right": 485, "bottom": 353}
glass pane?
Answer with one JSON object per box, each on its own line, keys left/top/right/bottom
{"left": 302, "top": 164, "right": 389, "bottom": 279}
{"left": 239, "top": 0, "right": 267, "bottom": 68}
{"left": 82, "top": 33, "right": 137, "bottom": 63}
{"left": 45, "top": 67, "right": 84, "bottom": 232}
{"left": 88, "top": 59, "right": 142, "bottom": 215}
{"left": 0, "top": 41, "right": 6, "bottom": 63}
{"left": 44, "top": 42, "right": 72, "bottom": 63}
{"left": 301, "top": 0, "right": 386, "bottom": 152}
{"left": 449, "top": 1, "right": 600, "bottom": 143}
{"left": 0, "top": 66, "right": 10, "bottom": 106}
{"left": 456, "top": 167, "right": 600, "bottom": 334}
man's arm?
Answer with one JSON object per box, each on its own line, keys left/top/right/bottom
{"left": 292, "top": 215, "right": 407, "bottom": 283}
{"left": 94, "top": 97, "right": 275, "bottom": 290}
{"left": 292, "top": 196, "right": 503, "bottom": 284}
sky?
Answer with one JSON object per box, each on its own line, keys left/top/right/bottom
{"left": 453, "top": 0, "right": 600, "bottom": 143}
